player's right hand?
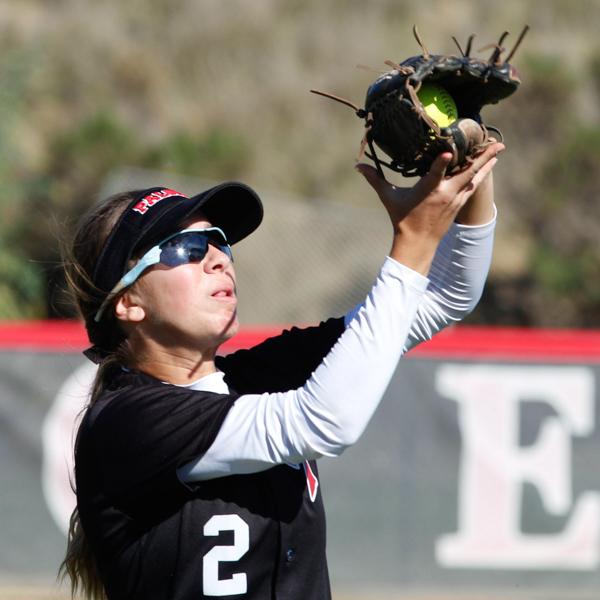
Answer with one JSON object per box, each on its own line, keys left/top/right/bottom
{"left": 355, "top": 142, "right": 503, "bottom": 274}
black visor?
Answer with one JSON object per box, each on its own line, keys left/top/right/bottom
{"left": 84, "top": 182, "right": 262, "bottom": 359}
{"left": 92, "top": 182, "right": 263, "bottom": 297}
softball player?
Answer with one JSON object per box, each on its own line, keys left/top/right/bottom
{"left": 60, "top": 145, "right": 502, "bottom": 599}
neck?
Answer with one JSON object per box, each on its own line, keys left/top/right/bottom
{"left": 129, "top": 338, "right": 220, "bottom": 385}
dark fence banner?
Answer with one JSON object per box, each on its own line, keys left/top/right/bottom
{"left": 1, "top": 322, "right": 599, "bottom": 598}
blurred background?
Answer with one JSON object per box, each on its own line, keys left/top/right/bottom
{"left": 1, "top": 0, "right": 600, "bottom": 327}
{"left": 1, "top": 0, "right": 600, "bottom": 598}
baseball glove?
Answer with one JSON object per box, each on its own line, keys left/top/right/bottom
{"left": 311, "top": 25, "right": 529, "bottom": 178}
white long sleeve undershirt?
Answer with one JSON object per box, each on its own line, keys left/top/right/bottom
{"left": 177, "top": 213, "right": 496, "bottom": 482}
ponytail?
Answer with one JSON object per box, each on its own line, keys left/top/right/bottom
{"left": 60, "top": 507, "right": 105, "bottom": 600}
{"left": 59, "top": 190, "right": 140, "bottom": 598}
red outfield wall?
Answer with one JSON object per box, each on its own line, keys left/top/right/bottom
{"left": 1, "top": 321, "right": 600, "bottom": 597}
{"left": 3, "top": 320, "right": 600, "bottom": 361}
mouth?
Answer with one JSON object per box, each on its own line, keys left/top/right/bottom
{"left": 211, "top": 287, "right": 236, "bottom": 301}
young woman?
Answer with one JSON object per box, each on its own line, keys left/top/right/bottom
{"left": 61, "top": 145, "right": 503, "bottom": 599}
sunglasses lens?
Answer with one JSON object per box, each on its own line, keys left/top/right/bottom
{"left": 217, "top": 243, "right": 233, "bottom": 260}
{"left": 159, "top": 231, "right": 231, "bottom": 267}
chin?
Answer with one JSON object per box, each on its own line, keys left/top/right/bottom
{"left": 215, "top": 314, "right": 240, "bottom": 342}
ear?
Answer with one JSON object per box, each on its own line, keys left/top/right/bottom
{"left": 114, "top": 290, "right": 146, "bottom": 324}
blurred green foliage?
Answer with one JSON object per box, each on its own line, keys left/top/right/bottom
{"left": 4, "top": 109, "right": 250, "bottom": 318}
{"left": 144, "top": 129, "right": 250, "bottom": 179}
{"left": 530, "top": 125, "right": 600, "bottom": 326}
{"left": 0, "top": 45, "right": 46, "bottom": 318}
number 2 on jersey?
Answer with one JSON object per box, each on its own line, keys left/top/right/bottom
{"left": 203, "top": 514, "right": 249, "bottom": 596}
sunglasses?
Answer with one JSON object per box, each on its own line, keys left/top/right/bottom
{"left": 94, "top": 227, "right": 232, "bottom": 322}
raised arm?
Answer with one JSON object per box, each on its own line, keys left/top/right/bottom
{"left": 353, "top": 146, "right": 503, "bottom": 351}
{"left": 179, "top": 146, "right": 503, "bottom": 482}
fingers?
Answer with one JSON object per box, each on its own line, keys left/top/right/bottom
{"left": 354, "top": 162, "right": 381, "bottom": 181}
{"left": 449, "top": 157, "right": 498, "bottom": 208}
{"left": 355, "top": 163, "right": 387, "bottom": 195}
{"left": 356, "top": 142, "right": 502, "bottom": 214}
{"left": 427, "top": 152, "right": 453, "bottom": 183}
{"left": 470, "top": 157, "right": 497, "bottom": 190}
{"left": 448, "top": 142, "right": 504, "bottom": 192}
{"left": 406, "top": 152, "right": 452, "bottom": 202}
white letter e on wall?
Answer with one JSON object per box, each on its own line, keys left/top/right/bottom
{"left": 435, "top": 365, "right": 600, "bottom": 570}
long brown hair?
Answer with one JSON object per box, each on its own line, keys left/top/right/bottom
{"left": 58, "top": 190, "right": 141, "bottom": 599}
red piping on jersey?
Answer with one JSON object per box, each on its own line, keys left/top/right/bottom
{"left": 0, "top": 320, "right": 599, "bottom": 363}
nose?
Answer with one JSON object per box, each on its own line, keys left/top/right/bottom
{"left": 203, "top": 243, "right": 232, "bottom": 273}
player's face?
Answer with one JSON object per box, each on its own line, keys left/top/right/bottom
{"left": 124, "top": 215, "right": 239, "bottom": 353}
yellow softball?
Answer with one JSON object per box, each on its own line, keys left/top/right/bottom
{"left": 417, "top": 83, "right": 458, "bottom": 128}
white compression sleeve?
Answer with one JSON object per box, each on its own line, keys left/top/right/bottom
{"left": 344, "top": 210, "right": 496, "bottom": 352}
{"left": 405, "top": 211, "right": 496, "bottom": 351}
{"left": 178, "top": 257, "right": 429, "bottom": 482}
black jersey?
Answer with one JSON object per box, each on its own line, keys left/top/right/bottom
{"left": 75, "top": 318, "right": 344, "bottom": 600}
